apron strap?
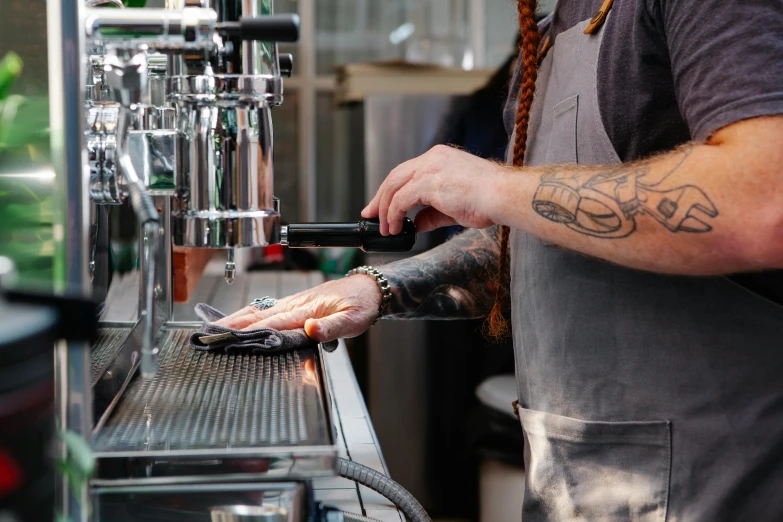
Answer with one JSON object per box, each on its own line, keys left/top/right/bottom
{"left": 584, "top": 0, "right": 615, "bottom": 35}
{"left": 537, "top": 35, "right": 552, "bottom": 64}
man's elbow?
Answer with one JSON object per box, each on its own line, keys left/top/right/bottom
{"left": 708, "top": 117, "right": 783, "bottom": 271}
{"left": 731, "top": 208, "right": 783, "bottom": 271}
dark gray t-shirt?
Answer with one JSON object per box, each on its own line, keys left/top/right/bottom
{"left": 505, "top": 0, "right": 783, "bottom": 302}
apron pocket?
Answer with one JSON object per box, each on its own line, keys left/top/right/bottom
{"left": 546, "top": 95, "right": 579, "bottom": 164}
{"left": 518, "top": 408, "right": 671, "bottom": 522}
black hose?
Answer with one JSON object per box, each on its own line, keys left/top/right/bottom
{"left": 338, "top": 458, "right": 431, "bottom": 522}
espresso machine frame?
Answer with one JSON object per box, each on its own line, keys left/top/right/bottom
{"left": 48, "top": 1, "right": 343, "bottom": 520}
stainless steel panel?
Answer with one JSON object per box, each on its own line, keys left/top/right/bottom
{"left": 91, "top": 482, "right": 307, "bottom": 522}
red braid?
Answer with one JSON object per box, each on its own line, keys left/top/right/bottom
{"left": 486, "top": 0, "right": 540, "bottom": 339}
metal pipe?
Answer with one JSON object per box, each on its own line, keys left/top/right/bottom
{"left": 84, "top": 7, "right": 217, "bottom": 48}
{"left": 154, "top": 196, "right": 174, "bottom": 320}
{"left": 104, "top": 51, "right": 162, "bottom": 377}
{"left": 116, "top": 105, "right": 160, "bottom": 377}
{"left": 140, "top": 221, "right": 160, "bottom": 377}
{"left": 225, "top": 248, "right": 236, "bottom": 285}
{"left": 47, "top": 0, "right": 91, "bottom": 519}
{"left": 86, "top": 8, "right": 186, "bottom": 38}
{"left": 116, "top": 109, "right": 160, "bottom": 225}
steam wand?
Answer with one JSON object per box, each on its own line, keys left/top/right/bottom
{"left": 104, "top": 52, "right": 160, "bottom": 377}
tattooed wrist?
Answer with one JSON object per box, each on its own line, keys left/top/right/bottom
{"left": 381, "top": 226, "right": 505, "bottom": 320}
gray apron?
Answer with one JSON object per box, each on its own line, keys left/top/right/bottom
{"left": 507, "top": 11, "right": 783, "bottom": 522}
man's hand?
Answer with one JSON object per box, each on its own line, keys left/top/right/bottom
{"left": 362, "top": 145, "right": 507, "bottom": 236}
{"left": 215, "top": 275, "right": 382, "bottom": 342}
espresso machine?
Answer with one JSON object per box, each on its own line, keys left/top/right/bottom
{"left": 46, "top": 0, "right": 416, "bottom": 520}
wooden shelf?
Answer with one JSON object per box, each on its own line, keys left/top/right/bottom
{"left": 335, "top": 60, "right": 495, "bottom": 104}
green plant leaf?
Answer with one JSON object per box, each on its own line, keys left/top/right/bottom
{"left": 0, "top": 52, "right": 23, "bottom": 101}
{"left": 60, "top": 430, "right": 96, "bottom": 477}
{"left": 0, "top": 96, "right": 50, "bottom": 149}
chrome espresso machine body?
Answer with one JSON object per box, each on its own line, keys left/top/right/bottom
{"left": 47, "top": 1, "right": 415, "bottom": 521}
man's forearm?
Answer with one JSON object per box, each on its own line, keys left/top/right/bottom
{"left": 381, "top": 226, "right": 502, "bottom": 319}
{"left": 488, "top": 117, "right": 783, "bottom": 275}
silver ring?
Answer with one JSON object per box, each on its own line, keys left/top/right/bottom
{"left": 250, "top": 296, "right": 276, "bottom": 310}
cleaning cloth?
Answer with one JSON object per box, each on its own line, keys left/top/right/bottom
{"left": 189, "top": 303, "right": 337, "bottom": 354}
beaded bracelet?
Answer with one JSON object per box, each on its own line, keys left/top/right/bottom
{"left": 345, "top": 265, "right": 391, "bottom": 325}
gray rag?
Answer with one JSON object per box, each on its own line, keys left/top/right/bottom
{"left": 189, "top": 303, "right": 338, "bottom": 354}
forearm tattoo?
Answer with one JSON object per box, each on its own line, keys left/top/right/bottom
{"left": 531, "top": 145, "right": 718, "bottom": 237}
{"left": 382, "top": 226, "right": 504, "bottom": 320}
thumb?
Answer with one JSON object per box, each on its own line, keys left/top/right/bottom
{"left": 413, "top": 206, "right": 459, "bottom": 233}
{"left": 305, "top": 312, "right": 362, "bottom": 342}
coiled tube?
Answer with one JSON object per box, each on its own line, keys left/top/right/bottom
{"left": 338, "top": 458, "right": 431, "bottom": 522}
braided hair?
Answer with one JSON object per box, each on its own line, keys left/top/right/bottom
{"left": 486, "top": 0, "right": 540, "bottom": 339}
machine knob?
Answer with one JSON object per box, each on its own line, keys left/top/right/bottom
{"left": 278, "top": 53, "right": 293, "bottom": 77}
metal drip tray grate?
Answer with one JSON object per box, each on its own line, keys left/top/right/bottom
{"left": 91, "top": 327, "right": 130, "bottom": 383}
{"left": 93, "top": 328, "right": 331, "bottom": 453}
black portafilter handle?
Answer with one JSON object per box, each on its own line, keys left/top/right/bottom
{"left": 283, "top": 218, "right": 416, "bottom": 253}
{"left": 216, "top": 14, "right": 300, "bottom": 43}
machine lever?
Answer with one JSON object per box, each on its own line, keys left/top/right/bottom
{"left": 216, "top": 14, "right": 301, "bottom": 42}
{"left": 281, "top": 217, "right": 416, "bottom": 253}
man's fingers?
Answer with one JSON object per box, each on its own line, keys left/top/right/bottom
{"left": 362, "top": 193, "right": 380, "bottom": 218}
{"left": 387, "top": 182, "right": 422, "bottom": 235}
{"left": 242, "top": 308, "right": 312, "bottom": 331}
{"left": 413, "top": 206, "right": 459, "bottom": 233}
{"left": 377, "top": 182, "right": 397, "bottom": 236}
{"left": 375, "top": 162, "right": 418, "bottom": 234}
{"left": 217, "top": 302, "right": 285, "bottom": 329}
{"left": 304, "top": 312, "right": 359, "bottom": 342}
{"left": 363, "top": 167, "right": 410, "bottom": 221}
{"left": 378, "top": 178, "right": 406, "bottom": 235}
{"left": 215, "top": 310, "right": 267, "bottom": 329}
{"left": 214, "top": 305, "right": 256, "bottom": 325}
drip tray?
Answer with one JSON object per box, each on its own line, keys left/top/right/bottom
{"left": 92, "top": 327, "right": 337, "bottom": 481}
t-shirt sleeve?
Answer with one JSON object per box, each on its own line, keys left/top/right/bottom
{"left": 658, "top": 0, "right": 783, "bottom": 140}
